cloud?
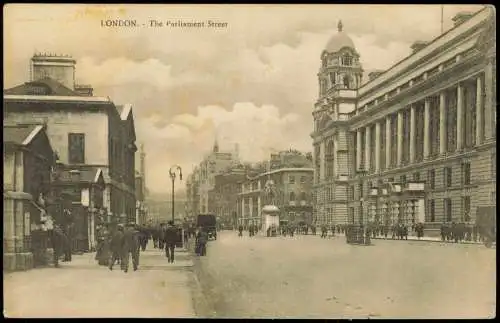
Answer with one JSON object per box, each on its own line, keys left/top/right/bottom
{"left": 137, "top": 102, "right": 310, "bottom": 193}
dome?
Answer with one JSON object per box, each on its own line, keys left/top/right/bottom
{"left": 324, "top": 20, "right": 356, "bottom": 53}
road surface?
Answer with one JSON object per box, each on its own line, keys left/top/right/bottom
{"left": 4, "top": 247, "right": 197, "bottom": 318}
{"left": 193, "top": 231, "right": 496, "bottom": 319}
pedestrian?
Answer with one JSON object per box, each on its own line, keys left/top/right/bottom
{"left": 383, "top": 224, "right": 389, "bottom": 239}
{"left": 109, "top": 224, "right": 124, "bottom": 271}
{"left": 164, "top": 221, "right": 178, "bottom": 263}
{"left": 249, "top": 225, "right": 254, "bottom": 237}
{"left": 96, "top": 224, "right": 111, "bottom": 266}
{"left": 121, "top": 223, "right": 140, "bottom": 273}
{"left": 50, "top": 224, "right": 67, "bottom": 268}
{"left": 152, "top": 225, "right": 159, "bottom": 249}
{"left": 321, "top": 225, "right": 327, "bottom": 238}
{"left": 158, "top": 223, "right": 166, "bottom": 250}
{"left": 451, "top": 222, "right": 458, "bottom": 243}
{"left": 195, "top": 227, "right": 208, "bottom": 256}
{"left": 238, "top": 224, "right": 243, "bottom": 237}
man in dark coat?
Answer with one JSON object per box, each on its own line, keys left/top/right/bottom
{"left": 109, "top": 225, "right": 124, "bottom": 271}
{"left": 196, "top": 227, "right": 208, "bottom": 256}
{"left": 164, "top": 221, "right": 178, "bottom": 263}
{"left": 238, "top": 224, "right": 243, "bottom": 237}
{"left": 321, "top": 225, "right": 327, "bottom": 238}
{"left": 121, "top": 223, "right": 140, "bottom": 272}
{"left": 51, "top": 224, "right": 67, "bottom": 268}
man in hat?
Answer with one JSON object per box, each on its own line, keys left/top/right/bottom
{"left": 109, "top": 224, "right": 124, "bottom": 271}
{"left": 164, "top": 221, "right": 178, "bottom": 263}
{"left": 121, "top": 222, "right": 140, "bottom": 272}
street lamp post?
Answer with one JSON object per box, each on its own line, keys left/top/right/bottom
{"left": 169, "top": 165, "right": 183, "bottom": 223}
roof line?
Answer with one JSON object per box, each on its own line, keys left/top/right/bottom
{"left": 4, "top": 94, "right": 112, "bottom": 103}
{"left": 22, "top": 125, "right": 44, "bottom": 146}
{"left": 94, "top": 168, "right": 103, "bottom": 183}
{"left": 120, "top": 103, "right": 133, "bottom": 120}
{"left": 359, "top": 6, "right": 489, "bottom": 91}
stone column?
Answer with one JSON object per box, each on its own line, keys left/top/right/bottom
{"left": 3, "top": 198, "right": 16, "bottom": 254}
{"left": 385, "top": 116, "right": 391, "bottom": 168}
{"left": 312, "top": 144, "right": 317, "bottom": 184}
{"left": 356, "top": 130, "right": 362, "bottom": 171}
{"left": 320, "top": 141, "right": 326, "bottom": 180}
{"left": 365, "top": 125, "right": 371, "bottom": 171}
{"left": 241, "top": 195, "right": 245, "bottom": 223}
{"left": 410, "top": 105, "right": 416, "bottom": 163}
{"left": 249, "top": 197, "right": 253, "bottom": 220}
{"left": 375, "top": 122, "right": 381, "bottom": 173}
{"left": 423, "top": 98, "right": 431, "bottom": 159}
{"left": 397, "top": 111, "right": 404, "bottom": 166}
{"left": 257, "top": 195, "right": 261, "bottom": 225}
{"left": 483, "top": 61, "right": 494, "bottom": 140}
{"left": 456, "top": 83, "right": 464, "bottom": 151}
{"left": 439, "top": 92, "right": 447, "bottom": 154}
{"left": 476, "top": 75, "right": 483, "bottom": 145}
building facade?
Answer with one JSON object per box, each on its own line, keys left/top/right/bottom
{"left": 3, "top": 124, "right": 55, "bottom": 271}
{"left": 209, "top": 165, "right": 246, "bottom": 227}
{"left": 4, "top": 53, "right": 137, "bottom": 225}
{"left": 238, "top": 167, "right": 314, "bottom": 228}
{"left": 196, "top": 141, "right": 239, "bottom": 214}
{"left": 236, "top": 151, "right": 314, "bottom": 227}
{"left": 312, "top": 8, "right": 496, "bottom": 233}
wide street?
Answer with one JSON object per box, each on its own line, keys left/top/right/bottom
{"left": 194, "top": 231, "right": 496, "bottom": 319}
{"left": 3, "top": 247, "right": 197, "bottom": 318}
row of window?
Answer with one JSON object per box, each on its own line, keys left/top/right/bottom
{"left": 347, "top": 163, "right": 474, "bottom": 200}
{"left": 428, "top": 197, "right": 471, "bottom": 222}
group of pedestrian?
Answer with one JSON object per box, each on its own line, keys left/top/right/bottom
{"left": 248, "top": 224, "right": 259, "bottom": 237}
{"left": 440, "top": 222, "right": 479, "bottom": 243}
{"left": 95, "top": 222, "right": 141, "bottom": 273}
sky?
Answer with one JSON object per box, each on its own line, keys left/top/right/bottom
{"left": 3, "top": 4, "right": 486, "bottom": 195}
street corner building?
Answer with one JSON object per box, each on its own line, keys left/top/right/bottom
{"left": 311, "top": 8, "right": 496, "bottom": 235}
{"left": 3, "top": 124, "right": 55, "bottom": 271}
{"left": 237, "top": 150, "right": 314, "bottom": 228}
{"left": 3, "top": 53, "right": 138, "bottom": 269}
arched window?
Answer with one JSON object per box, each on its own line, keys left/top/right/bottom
{"left": 343, "top": 75, "right": 350, "bottom": 88}
{"left": 289, "top": 191, "right": 296, "bottom": 202}
{"left": 326, "top": 140, "right": 335, "bottom": 156}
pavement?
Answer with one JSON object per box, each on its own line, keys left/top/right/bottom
{"left": 193, "top": 230, "right": 496, "bottom": 319}
{"left": 3, "top": 244, "right": 197, "bottom": 318}
{"left": 338, "top": 232, "right": 488, "bottom": 245}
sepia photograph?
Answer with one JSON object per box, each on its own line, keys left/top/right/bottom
{"left": 2, "top": 3, "right": 496, "bottom": 319}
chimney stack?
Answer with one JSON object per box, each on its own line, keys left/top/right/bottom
{"left": 452, "top": 11, "right": 474, "bottom": 27}
{"left": 410, "top": 40, "right": 429, "bottom": 54}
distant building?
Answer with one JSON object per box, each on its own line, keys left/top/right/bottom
{"left": 4, "top": 53, "right": 137, "bottom": 226}
{"left": 312, "top": 8, "right": 496, "bottom": 235}
{"left": 146, "top": 199, "right": 187, "bottom": 224}
{"left": 135, "top": 144, "right": 148, "bottom": 225}
{"left": 237, "top": 150, "right": 314, "bottom": 227}
{"left": 3, "top": 124, "right": 55, "bottom": 271}
{"left": 209, "top": 164, "right": 247, "bottom": 227}
{"left": 197, "top": 139, "right": 239, "bottom": 214}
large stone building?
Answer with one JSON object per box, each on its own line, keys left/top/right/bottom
{"left": 4, "top": 53, "right": 137, "bottom": 226}
{"left": 311, "top": 8, "right": 496, "bottom": 233}
{"left": 3, "top": 124, "right": 55, "bottom": 270}
{"left": 238, "top": 151, "right": 314, "bottom": 227}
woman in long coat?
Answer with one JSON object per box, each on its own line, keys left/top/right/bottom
{"left": 95, "top": 224, "right": 111, "bottom": 266}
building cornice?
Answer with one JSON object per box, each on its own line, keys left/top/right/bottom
{"left": 358, "top": 7, "right": 491, "bottom": 96}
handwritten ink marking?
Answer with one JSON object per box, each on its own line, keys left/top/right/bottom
{"left": 101, "top": 19, "right": 138, "bottom": 27}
